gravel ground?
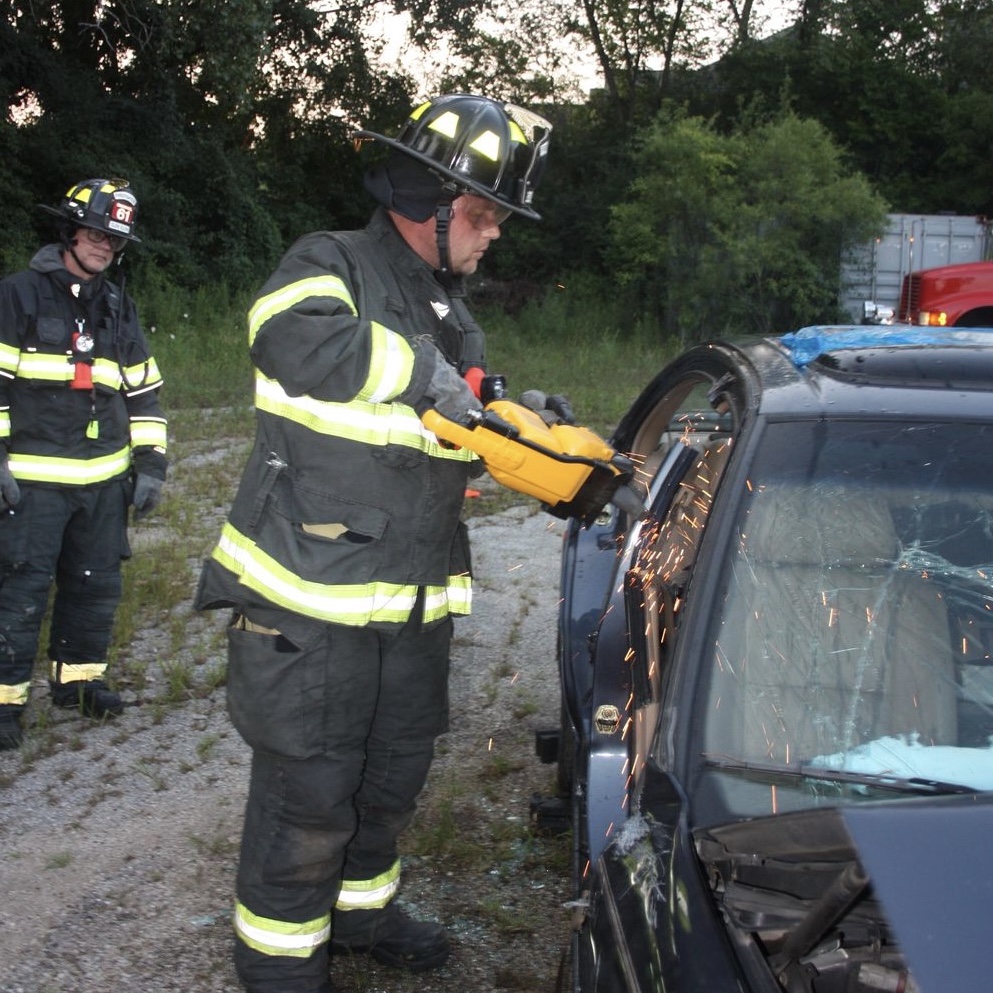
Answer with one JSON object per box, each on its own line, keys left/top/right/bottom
{"left": 0, "top": 502, "right": 574, "bottom": 993}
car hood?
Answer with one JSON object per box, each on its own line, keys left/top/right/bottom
{"left": 841, "top": 793, "right": 993, "bottom": 993}
{"left": 696, "top": 793, "right": 993, "bottom": 993}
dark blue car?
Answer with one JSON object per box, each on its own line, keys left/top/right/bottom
{"left": 552, "top": 327, "right": 993, "bottom": 993}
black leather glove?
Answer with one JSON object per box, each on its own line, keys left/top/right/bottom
{"left": 424, "top": 348, "right": 483, "bottom": 424}
{"left": 0, "top": 461, "right": 20, "bottom": 511}
{"left": 132, "top": 473, "right": 164, "bottom": 520}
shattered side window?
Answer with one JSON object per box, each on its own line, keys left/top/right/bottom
{"left": 699, "top": 419, "right": 993, "bottom": 819}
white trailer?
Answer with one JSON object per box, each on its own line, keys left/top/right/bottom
{"left": 840, "top": 213, "right": 992, "bottom": 323}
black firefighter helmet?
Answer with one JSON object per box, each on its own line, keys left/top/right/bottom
{"left": 40, "top": 178, "right": 141, "bottom": 246}
{"left": 356, "top": 94, "right": 552, "bottom": 223}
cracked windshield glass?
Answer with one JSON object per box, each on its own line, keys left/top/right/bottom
{"left": 697, "top": 418, "right": 993, "bottom": 819}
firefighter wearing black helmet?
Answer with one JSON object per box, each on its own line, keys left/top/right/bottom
{"left": 195, "top": 94, "right": 551, "bottom": 993}
{"left": 0, "top": 178, "right": 168, "bottom": 750}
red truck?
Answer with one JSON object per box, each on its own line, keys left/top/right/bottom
{"left": 893, "top": 260, "right": 993, "bottom": 327}
{"left": 852, "top": 214, "right": 993, "bottom": 327}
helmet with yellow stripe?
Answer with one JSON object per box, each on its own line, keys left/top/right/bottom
{"left": 355, "top": 94, "right": 551, "bottom": 221}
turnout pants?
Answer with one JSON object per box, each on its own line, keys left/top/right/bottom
{"left": 227, "top": 598, "right": 452, "bottom": 993}
{"left": 0, "top": 481, "right": 129, "bottom": 710}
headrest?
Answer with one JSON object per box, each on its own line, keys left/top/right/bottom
{"left": 743, "top": 484, "right": 898, "bottom": 564}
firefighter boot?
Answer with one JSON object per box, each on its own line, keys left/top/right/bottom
{"left": 50, "top": 679, "right": 124, "bottom": 718}
{"left": 0, "top": 705, "right": 24, "bottom": 751}
{"left": 330, "top": 902, "right": 450, "bottom": 971}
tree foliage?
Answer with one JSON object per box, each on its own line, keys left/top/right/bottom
{"left": 608, "top": 111, "right": 888, "bottom": 341}
{"left": 2, "top": 0, "right": 993, "bottom": 346}
{"left": 1, "top": 1, "right": 432, "bottom": 285}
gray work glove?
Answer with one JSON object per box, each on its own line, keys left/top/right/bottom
{"left": 0, "top": 461, "right": 20, "bottom": 511}
{"left": 423, "top": 348, "right": 483, "bottom": 424}
{"left": 132, "top": 473, "right": 164, "bottom": 521}
{"left": 519, "top": 390, "right": 577, "bottom": 426}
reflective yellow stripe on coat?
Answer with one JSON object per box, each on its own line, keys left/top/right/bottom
{"left": 129, "top": 415, "right": 168, "bottom": 449}
{"left": 248, "top": 275, "right": 417, "bottom": 405}
{"left": 8, "top": 446, "right": 131, "bottom": 485}
{"left": 211, "top": 523, "right": 471, "bottom": 627}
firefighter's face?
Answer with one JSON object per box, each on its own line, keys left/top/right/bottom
{"left": 65, "top": 226, "right": 120, "bottom": 279}
{"left": 446, "top": 195, "right": 507, "bottom": 275}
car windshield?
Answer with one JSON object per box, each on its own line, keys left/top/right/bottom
{"left": 695, "top": 418, "right": 993, "bottom": 821}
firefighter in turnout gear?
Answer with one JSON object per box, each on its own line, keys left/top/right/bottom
{"left": 0, "top": 178, "right": 168, "bottom": 751}
{"left": 195, "top": 94, "right": 551, "bottom": 993}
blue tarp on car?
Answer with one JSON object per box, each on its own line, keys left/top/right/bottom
{"left": 781, "top": 326, "right": 993, "bottom": 367}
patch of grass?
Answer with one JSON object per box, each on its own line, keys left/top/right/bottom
{"left": 196, "top": 734, "right": 221, "bottom": 763}
{"left": 480, "top": 752, "right": 526, "bottom": 780}
{"left": 477, "top": 895, "right": 545, "bottom": 936}
{"left": 134, "top": 758, "right": 168, "bottom": 791}
{"left": 403, "top": 779, "right": 496, "bottom": 871}
{"left": 510, "top": 691, "right": 540, "bottom": 720}
{"left": 189, "top": 825, "right": 239, "bottom": 859}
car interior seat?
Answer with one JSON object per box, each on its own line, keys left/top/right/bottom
{"left": 705, "top": 482, "right": 959, "bottom": 764}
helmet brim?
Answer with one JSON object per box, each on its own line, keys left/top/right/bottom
{"left": 354, "top": 130, "right": 542, "bottom": 221}
{"left": 37, "top": 203, "right": 142, "bottom": 243}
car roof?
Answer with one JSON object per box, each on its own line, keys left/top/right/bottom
{"left": 734, "top": 325, "right": 993, "bottom": 421}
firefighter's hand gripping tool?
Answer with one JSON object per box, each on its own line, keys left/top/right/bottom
{"left": 421, "top": 390, "right": 647, "bottom": 525}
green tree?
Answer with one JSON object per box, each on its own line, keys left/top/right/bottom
{"left": 705, "top": 0, "right": 993, "bottom": 216}
{"left": 0, "top": 1, "right": 492, "bottom": 289}
{"left": 609, "top": 110, "right": 888, "bottom": 342}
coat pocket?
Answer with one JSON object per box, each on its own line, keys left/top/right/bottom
{"left": 261, "top": 480, "right": 391, "bottom": 585}
{"left": 35, "top": 316, "right": 68, "bottom": 346}
{"left": 226, "top": 617, "right": 327, "bottom": 759}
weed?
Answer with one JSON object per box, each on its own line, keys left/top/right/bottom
{"left": 189, "top": 826, "right": 238, "bottom": 859}
{"left": 196, "top": 734, "right": 220, "bottom": 763}
{"left": 134, "top": 758, "right": 168, "bottom": 791}
{"left": 511, "top": 692, "right": 540, "bottom": 720}
{"left": 159, "top": 659, "right": 196, "bottom": 704}
{"left": 480, "top": 753, "right": 525, "bottom": 779}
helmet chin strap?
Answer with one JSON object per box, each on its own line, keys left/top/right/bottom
{"left": 433, "top": 201, "right": 454, "bottom": 287}
{"left": 68, "top": 245, "right": 102, "bottom": 277}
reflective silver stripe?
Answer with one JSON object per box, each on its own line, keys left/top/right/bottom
{"left": 426, "top": 580, "right": 471, "bottom": 619}
{"left": 2, "top": 351, "right": 162, "bottom": 391}
{"left": 0, "top": 341, "right": 19, "bottom": 375}
{"left": 8, "top": 446, "right": 131, "bottom": 485}
{"left": 11, "top": 352, "right": 70, "bottom": 381}
{"left": 123, "top": 355, "right": 162, "bottom": 387}
{"left": 129, "top": 416, "right": 168, "bottom": 449}
{"left": 214, "top": 524, "right": 418, "bottom": 625}
{"left": 91, "top": 357, "right": 124, "bottom": 390}
{"left": 234, "top": 900, "right": 331, "bottom": 958}
{"left": 359, "top": 322, "right": 416, "bottom": 403}
{"left": 335, "top": 860, "right": 401, "bottom": 910}
{"left": 248, "top": 276, "right": 416, "bottom": 403}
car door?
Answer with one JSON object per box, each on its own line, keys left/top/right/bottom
{"left": 572, "top": 343, "right": 758, "bottom": 992}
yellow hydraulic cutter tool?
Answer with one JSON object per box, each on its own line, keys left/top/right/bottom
{"left": 421, "top": 398, "right": 646, "bottom": 524}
